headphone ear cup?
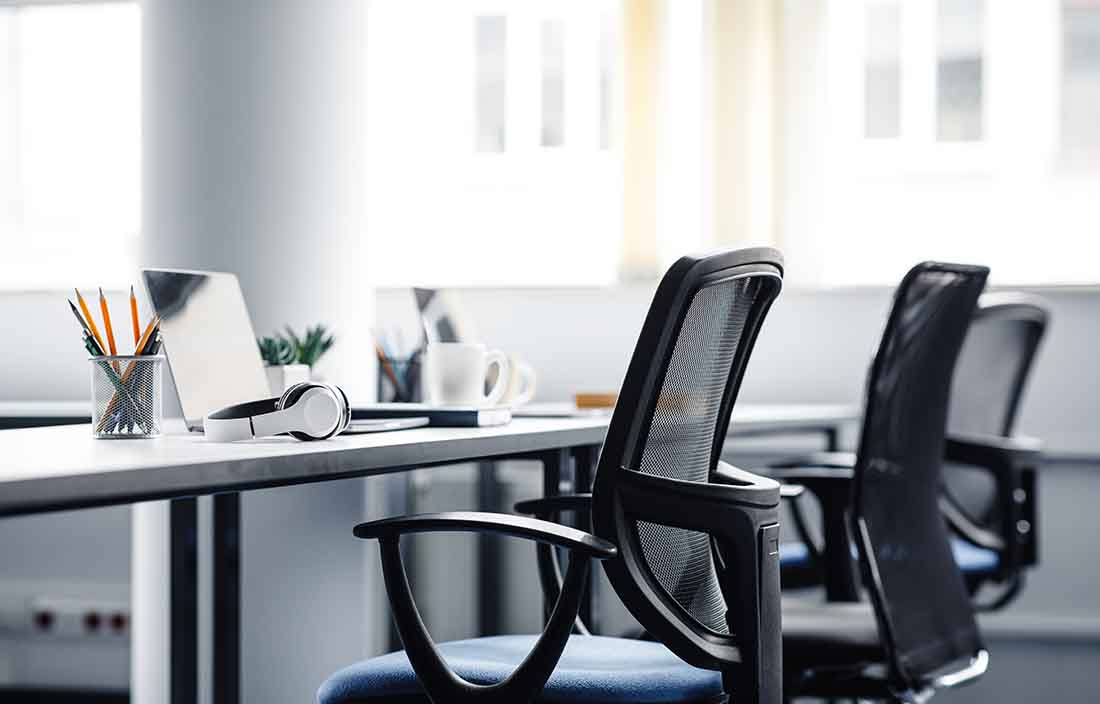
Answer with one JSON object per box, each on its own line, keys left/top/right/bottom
{"left": 279, "top": 383, "right": 328, "bottom": 441}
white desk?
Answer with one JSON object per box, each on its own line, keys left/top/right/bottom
{"left": 0, "top": 403, "right": 857, "bottom": 703}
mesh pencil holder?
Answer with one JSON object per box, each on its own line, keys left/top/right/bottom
{"left": 89, "top": 356, "right": 164, "bottom": 439}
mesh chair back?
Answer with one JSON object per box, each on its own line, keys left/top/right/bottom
{"left": 945, "top": 295, "right": 1048, "bottom": 520}
{"left": 592, "top": 248, "right": 783, "bottom": 666}
{"left": 852, "top": 262, "right": 989, "bottom": 683}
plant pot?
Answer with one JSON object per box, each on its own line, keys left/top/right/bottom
{"left": 265, "top": 364, "right": 311, "bottom": 396}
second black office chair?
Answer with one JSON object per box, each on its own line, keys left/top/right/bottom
{"left": 777, "top": 262, "right": 992, "bottom": 701}
{"left": 777, "top": 293, "right": 1047, "bottom": 609}
{"left": 317, "top": 248, "right": 786, "bottom": 704}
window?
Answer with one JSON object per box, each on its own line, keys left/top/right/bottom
{"left": 540, "top": 18, "right": 565, "bottom": 147}
{"left": 367, "top": 1, "right": 621, "bottom": 287}
{"left": 937, "top": 0, "right": 984, "bottom": 141}
{"left": 1061, "top": 0, "right": 1100, "bottom": 167}
{"left": 0, "top": 1, "right": 140, "bottom": 290}
{"left": 790, "top": 0, "right": 1100, "bottom": 286}
{"left": 475, "top": 16, "right": 508, "bottom": 153}
{"left": 864, "top": 2, "right": 902, "bottom": 139}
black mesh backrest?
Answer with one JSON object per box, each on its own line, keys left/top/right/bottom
{"left": 592, "top": 248, "right": 783, "bottom": 662}
{"left": 944, "top": 295, "right": 1048, "bottom": 520}
{"left": 852, "top": 262, "right": 989, "bottom": 683}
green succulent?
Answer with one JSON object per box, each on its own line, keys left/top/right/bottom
{"left": 257, "top": 335, "right": 296, "bottom": 366}
{"left": 284, "top": 324, "right": 336, "bottom": 368}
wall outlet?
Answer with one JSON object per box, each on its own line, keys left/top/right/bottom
{"left": 21, "top": 597, "right": 129, "bottom": 640}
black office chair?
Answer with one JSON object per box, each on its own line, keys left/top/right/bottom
{"left": 776, "top": 262, "right": 992, "bottom": 701}
{"left": 317, "top": 248, "right": 787, "bottom": 704}
{"left": 776, "top": 294, "right": 1047, "bottom": 610}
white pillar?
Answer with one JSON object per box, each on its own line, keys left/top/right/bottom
{"left": 137, "top": 1, "right": 373, "bottom": 702}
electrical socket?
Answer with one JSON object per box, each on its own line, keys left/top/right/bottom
{"left": 23, "top": 597, "right": 129, "bottom": 640}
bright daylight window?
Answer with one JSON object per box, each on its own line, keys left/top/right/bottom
{"left": 803, "top": 0, "right": 1100, "bottom": 286}
{"left": 366, "top": 1, "right": 621, "bottom": 288}
{"left": 0, "top": 1, "right": 140, "bottom": 290}
{"left": 1060, "top": 0, "right": 1100, "bottom": 168}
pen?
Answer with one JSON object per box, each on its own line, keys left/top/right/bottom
{"left": 69, "top": 300, "right": 105, "bottom": 355}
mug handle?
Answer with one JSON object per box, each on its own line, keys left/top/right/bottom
{"left": 483, "top": 350, "right": 510, "bottom": 406}
{"left": 512, "top": 361, "right": 537, "bottom": 406}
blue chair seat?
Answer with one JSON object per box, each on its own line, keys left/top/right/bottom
{"left": 778, "top": 539, "right": 997, "bottom": 575}
{"left": 951, "top": 538, "right": 999, "bottom": 575}
{"left": 778, "top": 541, "right": 811, "bottom": 569}
{"left": 317, "top": 634, "right": 724, "bottom": 704}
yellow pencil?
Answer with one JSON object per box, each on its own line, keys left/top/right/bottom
{"left": 129, "top": 285, "right": 141, "bottom": 348}
{"left": 99, "top": 287, "right": 118, "bottom": 356}
{"left": 75, "top": 288, "right": 107, "bottom": 354}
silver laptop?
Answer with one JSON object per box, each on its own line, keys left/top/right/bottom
{"left": 143, "top": 268, "right": 428, "bottom": 435}
{"left": 142, "top": 269, "right": 271, "bottom": 432}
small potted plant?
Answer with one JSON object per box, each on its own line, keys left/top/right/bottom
{"left": 257, "top": 324, "right": 335, "bottom": 395}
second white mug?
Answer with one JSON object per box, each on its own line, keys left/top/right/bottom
{"left": 422, "top": 342, "right": 510, "bottom": 407}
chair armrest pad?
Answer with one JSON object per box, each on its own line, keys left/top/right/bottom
{"left": 625, "top": 463, "right": 781, "bottom": 509}
{"left": 514, "top": 493, "right": 593, "bottom": 515}
{"left": 353, "top": 511, "right": 617, "bottom": 559}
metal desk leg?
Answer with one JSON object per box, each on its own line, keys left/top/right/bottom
{"left": 571, "top": 444, "right": 600, "bottom": 633}
{"left": 213, "top": 492, "right": 241, "bottom": 704}
{"left": 477, "top": 462, "right": 503, "bottom": 636}
{"left": 538, "top": 448, "right": 573, "bottom": 624}
{"left": 170, "top": 499, "right": 199, "bottom": 704}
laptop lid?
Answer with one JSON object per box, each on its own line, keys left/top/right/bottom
{"left": 142, "top": 269, "right": 270, "bottom": 431}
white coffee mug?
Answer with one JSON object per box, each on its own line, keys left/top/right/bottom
{"left": 422, "top": 342, "right": 510, "bottom": 407}
{"left": 494, "top": 356, "right": 537, "bottom": 407}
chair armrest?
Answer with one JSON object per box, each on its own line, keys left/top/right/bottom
{"left": 780, "top": 484, "right": 805, "bottom": 499}
{"left": 942, "top": 433, "right": 1041, "bottom": 578}
{"left": 513, "top": 494, "right": 599, "bottom": 635}
{"left": 514, "top": 493, "right": 593, "bottom": 516}
{"left": 767, "top": 451, "right": 856, "bottom": 471}
{"left": 354, "top": 511, "right": 614, "bottom": 703}
{"left": 620, "top": 463, "right": 781, "bottom": 525}
{"left": 354, "top": 511, "right": 616, "bottom": 560}
{"left": 945, "top": 433, "right": 1041, "bottom": 470}
{"left": 766, "top": 466, "right": 854, "bottom": 495}
{"left": 761, "top": 466, "right": 859, "bottom": 601}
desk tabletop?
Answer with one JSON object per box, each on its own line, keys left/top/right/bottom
{"left": 0, "top": 403, "right": 858, "bottom": 518}
{"left": 0, "top": 418, "right": 609, "bottom": 517}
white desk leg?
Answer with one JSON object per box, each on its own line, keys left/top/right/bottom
{"left": 132, "top": 501, "right": 170, "bottom": 704}
{"left": 132, "top": 499, "right": 199, "bottom": 704}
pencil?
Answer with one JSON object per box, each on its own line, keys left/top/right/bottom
{"left": 135, "top": 314, "right": 160, "bottom": 356}
{"left": 75, "top": 288, "right": 107, "bottom": 355}
{"left": 99, "top": 287, "right": 118, "bottom": 356}
{"left": 130, "top": 285, "right": 141, "bottom": 348}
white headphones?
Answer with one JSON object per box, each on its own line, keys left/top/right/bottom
{"left": 204, "top": 382, "right": 351, "bottom": 442}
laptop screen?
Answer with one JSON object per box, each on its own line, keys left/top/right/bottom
{"left": 142, "top": 269, "right": 270, "bottom": 429}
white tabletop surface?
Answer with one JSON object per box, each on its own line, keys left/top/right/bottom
{"left": 0, "top": 403, "right": 858, "bottom": 517}
{"left": 0, "top": 417, "right": 611, "bottom": 516}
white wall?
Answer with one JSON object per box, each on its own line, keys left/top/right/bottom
{"left": 378, "top": 283, "right": 1100, "bottom": 455}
